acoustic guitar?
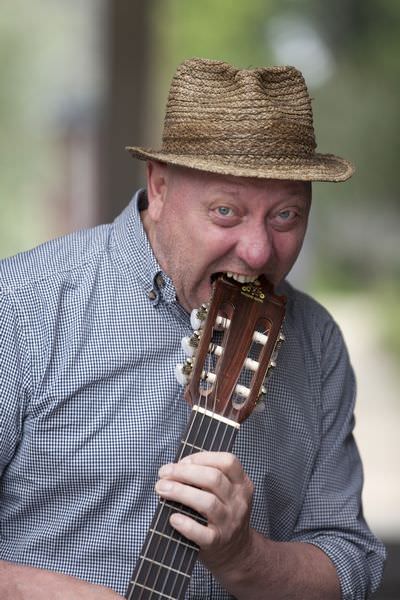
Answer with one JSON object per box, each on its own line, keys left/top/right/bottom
{"left": 125, "top": 274, "right": 286, "bottom": 599}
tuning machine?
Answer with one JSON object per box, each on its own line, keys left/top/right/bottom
{"left": 176, "top": 303, "right": 208, "bottom": 387}
{"left": 175, "top": 358, "right": 194, "bottom": 386}
{"left": 190, "top": 304, "right": 208, "bottom": 330}
{"left": 258, "top": 327, "right": 285, "bottom": 400}
{"left": 181, "top": 331, "right": 201, "bottom": 357}
{"left": 274, "top": 329, "right": 286, "bottom": 353}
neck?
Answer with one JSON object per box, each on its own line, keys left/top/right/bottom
{"left": 125, "top": 405, "right": 240, "bottom": 599}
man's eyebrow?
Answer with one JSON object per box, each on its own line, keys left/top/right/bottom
{"left": 283, "top": 191, "right": 310, "bottom": 200}
{"left": 207, "top": 185, "right": 244, "bottom": 198}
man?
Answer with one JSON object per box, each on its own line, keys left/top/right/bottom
{"left": 0, "top": 58, "right": 385, "bottom": 598}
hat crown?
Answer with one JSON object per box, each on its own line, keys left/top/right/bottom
{"left": 127, "top": 57, "right": 354, "bottom": 182}
{"left": 162, "top": 58, "right": 316, "bottom": 160}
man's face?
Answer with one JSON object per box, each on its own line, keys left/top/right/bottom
{"left": 142, "top": 162, "right": 311, "bottom": 312}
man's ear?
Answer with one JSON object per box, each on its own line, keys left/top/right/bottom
{"left": 146, "top": 161, "right": 169, "bottom": 222}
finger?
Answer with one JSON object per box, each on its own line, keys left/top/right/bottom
{"left": 158, "top": 462, "right": 231, "bottom": 501}
{"left": 168, "top": 512, "right": 218, "bottom": 549}
{"left": 179, "top": 451, "right": 247, "bottom": 484}
{"left": 155, "top": 478, "right": 224, "bottom": 523}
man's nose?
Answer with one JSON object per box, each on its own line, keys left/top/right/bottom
{"left": 236, "top": 224, "right": 271, "bottom": 270}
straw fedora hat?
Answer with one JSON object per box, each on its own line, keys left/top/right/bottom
{"left": 127, "top": 57, "right": 354, "bottom": 182}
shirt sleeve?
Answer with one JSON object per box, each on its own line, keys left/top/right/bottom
{"left": 0, "top": 290, "right": 31, "bottom": 476}
{"left": 291, "top": 315, "right": 386, "bottom": 599}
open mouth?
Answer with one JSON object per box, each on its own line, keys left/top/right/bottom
{"left": 226, "top": 272, "right": 258, "bottom": 283}
{"left": 211, "top": 272, "right": 259, "bottom": 284}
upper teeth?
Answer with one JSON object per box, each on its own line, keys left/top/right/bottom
{"left": 226, "top": 272, "right": 258, "bottom": 284}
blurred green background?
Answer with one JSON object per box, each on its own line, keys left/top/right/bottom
{"left": 1, "top": 0, "right": 399, "bottom": 596}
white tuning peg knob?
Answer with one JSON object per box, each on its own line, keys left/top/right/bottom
{"left": 175, "top": 364, "right": 189, "bottom": 386}
{"left": 181, "top": 336, "right": 195, "bottom": 357}
{"left": 190, "top": 310, "right": 202, "bottom": 330}
{"left": 181, "top": 331, "right": 200, "bottom": 357}
{"left": 190, "top": 304, "right": 208, "bottom": 330}
{"left": 175, "top": 358, "right": 194, "bottom": 386}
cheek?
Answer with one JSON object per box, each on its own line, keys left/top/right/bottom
{"left": 191, "top": 226, "right": 227, "bottom": 254}
{"left": 274, "top": 233, "right": 305, "bottom": 267}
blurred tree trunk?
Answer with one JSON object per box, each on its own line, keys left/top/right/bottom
{"left": 98, "top": 0, "right": 152, "bottom": 224}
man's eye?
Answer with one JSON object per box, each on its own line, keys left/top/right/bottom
{"left": 216, "top": 206, "right": 234, "bottom": 217}
{"left": 272, "top": 208, "right": 302, "bottom": 230}
{"left": 278, "top": 210, "right": 294, "bottom": 221}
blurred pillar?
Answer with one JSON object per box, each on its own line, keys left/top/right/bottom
{"left": 98, "top": 0, "right": 153, "bottom": 224}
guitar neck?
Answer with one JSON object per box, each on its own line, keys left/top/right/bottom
{"left": 125, "top": 405, "right": 240, "bottom": 600}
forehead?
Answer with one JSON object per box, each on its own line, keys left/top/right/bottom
{"left": 167, "top": 165, "right": 311, "bottom": 199}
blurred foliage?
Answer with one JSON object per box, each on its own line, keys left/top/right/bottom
{"left": 148, "top": 0, "right": 277, "bottom": 135}
{"left": 0, "top": 0, "right": 99, "bottom": 258}
{"left": 311, "top": 272, "right": 400, "bottom": 361}
{"left": 376, "top": 279, "right": 400, "bottom": 360}
{"left": 153, "top": 0, "right": 274, "bottom": 69}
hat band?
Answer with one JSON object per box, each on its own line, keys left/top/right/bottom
{"left": 162, "top": 135, "right": 315, "bottom": 159}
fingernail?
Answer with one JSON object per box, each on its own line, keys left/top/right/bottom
{"left": 170, "top": 513, "right": 184, "bottom": 526}
{"left": 158, "top": 464, "right": 172, "bottom": 477}
{"left": 156, "top": 479, "right": 172, "bottom": 493}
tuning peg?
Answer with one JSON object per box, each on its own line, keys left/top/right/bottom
{"left": 181, "top": 332, "right": 201, "bottom": 357}
{"left": 270, "top": 328, "right": 285, "bottom": 363}
{"left": 175, "top": 364, "right": 188, "bottom": 386}
{"left": 175, "top": 358, "right": 194, "bottom": 386}
{"left": 275, "top": 328, "right": 286, "bottom": 351}
{"left": 190, "top": 304, "right": 208, "bottom": 330}
{"left": 265, "top": 359, "right": 277, "bottom": 379}
{"left": 252, "top": 384, "right": 268, "bottom": 413}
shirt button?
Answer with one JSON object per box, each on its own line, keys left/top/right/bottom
{"left": 147, "top": 290, "right": 157, "bottom": 301}
{"left": 155, "top": 274, "right": 165, "bottom": 288}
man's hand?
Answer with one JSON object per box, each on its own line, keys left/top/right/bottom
{"left": 0, "top": 560, "right": 123, "bottom": 600}
{"left": 155, "top": 452, "right": 341, "bottom": 600}
{"left": 155, "top": 451, "right": 254, "bottom": 573}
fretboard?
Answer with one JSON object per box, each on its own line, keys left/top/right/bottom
{"left": 125, "top": 405, "right": 239, "bottom": 599}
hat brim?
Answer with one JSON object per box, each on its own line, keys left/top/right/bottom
{"left": 126, "top": 146, "right": 354, "bottom": 182}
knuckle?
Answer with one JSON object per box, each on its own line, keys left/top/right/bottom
{"left": 207, "top": 525, "right": 220, "bottom": 547}
{"left": 237, "top": 496, "right": 250, "bottom": 518}
{"left": 246, "top": 475, "right": 254, "bottom": 496}
{"left": 226, "top": 453, "right": 237, "bottom": 469}
{"left": 206, "top": 494, "right": 219, "bottom": 515}
{"left": 211, "top": 469, "right": 223, "bottom": 489}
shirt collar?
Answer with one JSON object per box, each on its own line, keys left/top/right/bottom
{"left": 110, "top": 189, "right": 177, "bottom": 305}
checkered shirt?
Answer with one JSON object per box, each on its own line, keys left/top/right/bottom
{"left": 0, "top": 190, "right": 385, "bottom": 598}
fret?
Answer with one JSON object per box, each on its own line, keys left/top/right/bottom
{"left": 139, "top": 531, "right": 197, "bottom": 572}
{"left": 127, "top": 544, "right": 197, "bottom": 599}
{"left": 178, "top": 441, "right": 204, "bottom": 453}
{"left": 139, "top": 555, "right": 191, "bottom": 578}
{"left": 161, "top": 501, "right": 207, "bottom": 525}
{"left": 149, "top": 528, "right": 198, "bottom": 551}
{"left": 130, "top": 581, "right": 182, "bottom": 600}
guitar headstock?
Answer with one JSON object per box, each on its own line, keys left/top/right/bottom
{"left": 176, "top": 274, "right": 286, "bottom": 424}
